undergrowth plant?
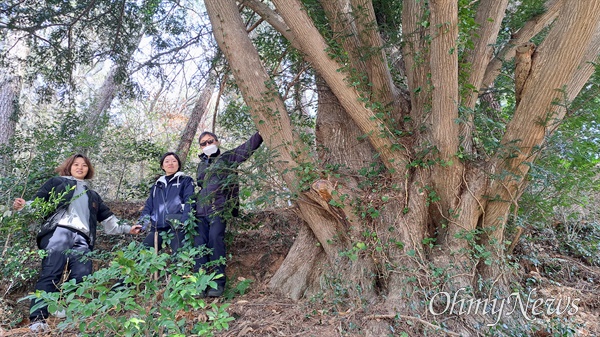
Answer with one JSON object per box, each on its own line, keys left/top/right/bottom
{"left": 24, "top": 241, "right": 234, "bottom": 336}
{"left": 0, "top": 188, "right": 73, "bottom": 295}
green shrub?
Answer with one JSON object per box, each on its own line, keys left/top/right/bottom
{"left": 24, "top": 242, "right": 234, "bottom": 336}
{"left": 0, "top": 188, "right": 72, "bottom": 294}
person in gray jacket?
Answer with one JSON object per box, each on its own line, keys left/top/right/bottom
{"left": 195, "top": 131, "right": 263, "bottom": 297}
{"left": 13, "top": 154, "right": 142, "bottom": 332}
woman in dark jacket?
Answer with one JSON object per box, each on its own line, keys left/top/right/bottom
{"left": 12, "top": 154, "right": 141, "bottom": 332}
{"left": 138, "top": 152, "right": 195, "bottom": 254}
{"left": 195, "top": 131, "right": 263, "bottom": 297}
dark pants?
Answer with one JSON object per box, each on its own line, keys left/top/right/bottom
{"left": 31, "top": 226, "right": 92, "bottom": 321}
{"left": 194, "top": 215, "right": 226, "bottom": 287}
{"left": 142, "top": 228, "right": 186, "bottom": 253}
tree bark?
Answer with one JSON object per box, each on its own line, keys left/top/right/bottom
{"left": 204, "top": 0, "right": 303, "bottom": 187}
{"left": 0, "top": 31, "right": 27, "bottom": 174}
{"left": 0, "top": 73, "right": 21, "bottom": 175}
{"left": 514, "top": 42, "right": 536, "bottom": 107}
{"left": 460, "top": 0, "right": 509, "bottom": 152}
{"left": 315, "top": 76, "right": 376, "bottom": 171}
{"left": 0, "top": 75, "right": 20, "bottom": 147}
{"left": 83, "top": 66, "right": 118, "bottom": 140}
{"left": 481, "top": 0, "right": 600, "bottom": 280}
{"left": 80, "top": 33, "right": 143, "bottom": 154}
{"left": 428, "top": 0, "right": 462, "bottom": 222}
{"left": 268, "top": 223, "right": 326, "bottom": 300}
{"left": 562, "top": 24, "right": 600, "bottom": 111}
{"left": 319, "top": 0, "right": 407, "bottom": 119}
{"left": 273, "top": 0, "right": 408, "bottom": 175}
{"left": 402, "top": 0, "right": 431, "bottom": 131}
{"left": 176, "top": 74, "right": 217, "bottom": 165}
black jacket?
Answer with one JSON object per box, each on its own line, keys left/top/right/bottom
{"left": 196, "top": 132, "right": 263, "bottom": 217}
{"left": 33, "top": 176, "right": 114, "bottom": 250}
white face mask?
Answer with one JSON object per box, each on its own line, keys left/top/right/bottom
{"left": 203, "top": 144, "right": 218, "bottom": 156}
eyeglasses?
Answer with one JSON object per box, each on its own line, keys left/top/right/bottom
{"left": 200, "top": 139, "right": 216, "bottom": 147}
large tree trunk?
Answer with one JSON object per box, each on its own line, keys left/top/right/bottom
{"left": 204, "top": 0, "right": 600, "bottom": 332}
{"left": 315, "top": 76, "right": 377, "bottom": 170}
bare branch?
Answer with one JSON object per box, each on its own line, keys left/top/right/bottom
{"left": 239, "top": 0, "right": 294, "bottom": 42}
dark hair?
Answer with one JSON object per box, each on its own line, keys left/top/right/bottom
{"left": 160, "top": 152, "right": 182, "bottom": 172}
{"left": 198, "top": 131, "right": 218, "bottom": 143}
{"left": 55, "top": 154, "right": 95, "bottom": 179}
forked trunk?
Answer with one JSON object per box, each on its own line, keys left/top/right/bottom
{"left": 204, "top": 0, "right": 600, "bottom": 332}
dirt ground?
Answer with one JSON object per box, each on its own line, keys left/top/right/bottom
{"left": 1, "top": 203, "right": 599, "bottom": 336}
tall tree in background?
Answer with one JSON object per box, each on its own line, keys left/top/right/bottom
{"left": 204, "top": 0, "right": 600, "bottom": 331}
{"left": 0, "top": 70, "right": 20, "bottom": 146}
{"left": 1, "top": 0, "right": 210, "bottom": 153}
{"left": 176, "top": 72, "right": 217, "bottom": 164}
{"left": 0, "top": 31, "right": 27, "bottom": 174}
{"left": 80, "top": 33, "right": 144, "bottom": 155}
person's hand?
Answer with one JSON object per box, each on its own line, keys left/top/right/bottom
{"left": 138, "top": 218, "right": 150, "bottom": 232}
{"left": 129, "top": 224, "right": 143, "bottom": 235}
{"left": 13, "top": 198, "right": 26, "bottom": 211}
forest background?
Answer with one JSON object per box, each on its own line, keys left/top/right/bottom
{"left": 1, "top": 0, "right": 600, "bottom": 336}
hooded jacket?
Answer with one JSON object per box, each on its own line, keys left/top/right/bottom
{"left": 196, "top": 132, "right": 263, "bottom": 217}
{"left": 139, "top": 171, "right": 195, "bottom": 230}
{"left": 33, "top": 176, "right": 129, "bottom": 250}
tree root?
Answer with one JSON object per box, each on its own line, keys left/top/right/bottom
{"left": 363, "top": 314, "right": 461, "bottom": 336}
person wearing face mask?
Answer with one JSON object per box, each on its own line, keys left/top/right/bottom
{"left": 12, "top": 154, "right": 142, "bottom": 333}
{"left": 138, "top": 152, "right": 195, "bottom": 255}
{"left": 195, "top": 131, "right": 263, "bottom": 297}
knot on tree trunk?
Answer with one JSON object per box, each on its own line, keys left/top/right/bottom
{"left": 309, "top": 179, "right": 358, "bottom": 228}
{"left": 311, "top": 179, "right": 334, "bottom": 203}
{"left": 514, "top": 42, "right": 536, "bottom": 106}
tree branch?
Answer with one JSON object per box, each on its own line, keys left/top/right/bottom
{"left": 401, "top": 0, "right": 432, "bottom": 129}
{"left": 272, "top": 0, "right": 409, "bottom": 175}
{"left": 482, "top": 0, "right": 600, "bottom": 266}
{"left": 481, "top": 0, "right": 563, "bottom": 89}
{"left": 349, "top": 0, "right": 408, "bottom": 117}
{"left": 459, "top": 0, "right": 509, "bottom": 152}
{"left": 427, "top": 0, "right": 463, "bottom": 220}
{"left": 429, "top": 0, "right": 459, "bottom": 161}
{"left": 204, "top": 0, "right": 304, "bottom": 184}
{"left": 530, "top": 24, "right": 600, "bottom": 170}
{"left": 239, "top": 0, "right": 294, "bottom": 42}
{"left": 130, "top": 33, "right": 204, "bottom": 74}
{"left": 563, "top": 24, "right": 600, "bottom": 105}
